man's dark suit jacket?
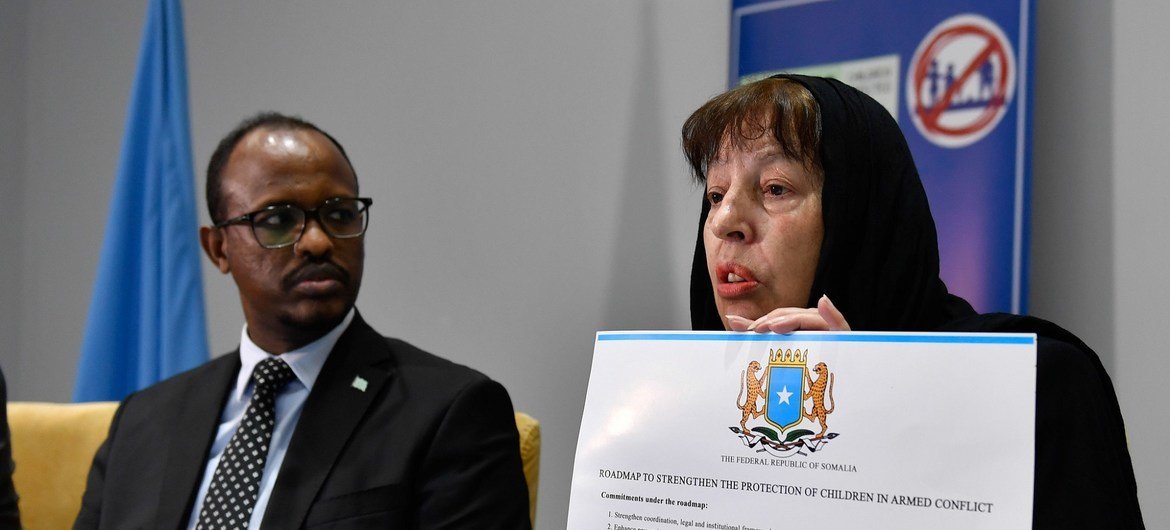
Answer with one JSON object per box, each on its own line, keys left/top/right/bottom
{"left": 0, "top": 368, "right": 20, "bottom": 528}
{"left": 74, "top": 313, "right": 531, "bottom": 529}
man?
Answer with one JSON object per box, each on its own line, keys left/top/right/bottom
{"left": 75, "top": 113, "right": 531, "bottom": 529}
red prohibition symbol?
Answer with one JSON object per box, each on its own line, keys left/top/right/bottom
{"left": 906, "top": 14, "right": 1017, "bottom": 148}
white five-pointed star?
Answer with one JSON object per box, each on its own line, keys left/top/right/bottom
{"left": 776, "top": 385, "right": 793, "bottom": 405}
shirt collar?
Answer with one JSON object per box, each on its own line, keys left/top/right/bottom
{"left": 234, "top": 308, "right": 356, "bottom": 400}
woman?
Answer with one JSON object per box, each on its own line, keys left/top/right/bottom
{"left": 682, "top": 75, "right": 1143, "bottom": 528}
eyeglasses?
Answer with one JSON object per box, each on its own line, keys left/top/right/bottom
{"left": 214, "top": 197, "right": 373, "bottom": 249}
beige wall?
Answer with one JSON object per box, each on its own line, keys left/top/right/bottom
{"left": 0, "top": 0, "right": 28, "bottom": 397}
{"left": 1113, "top": 2, "right": 1170, "bottom": 524}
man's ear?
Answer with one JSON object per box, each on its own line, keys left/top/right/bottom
{"left": 200, "top": 226, "right": 231, "bottom": 274}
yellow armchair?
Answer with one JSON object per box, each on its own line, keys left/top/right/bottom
{"left": 514, "top": 411, "right": 541, "bottom": 525}
{"left": 8, "top": 402, "right": 117, "bottom": 530}
{"left": 8, "top": 402, "right": 540, "bottom": 529}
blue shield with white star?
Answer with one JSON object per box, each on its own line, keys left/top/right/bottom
{"left": 766, "top": 365, "right": 804, "bottom": 431}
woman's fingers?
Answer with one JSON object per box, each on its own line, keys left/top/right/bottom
{"left": 725, "top": 295, "right": 851, "bottom": 333}
{"left": 758, "top": 313, "right": 828, "bottom": 333}
{"left": 727, "top": 308, "right": 810, "bottom": 331}
{"left": 726, "top": 314, "right": 755, "bottom": 331}
{"left": 817, "top": 294, "right": 851, "bottom": 331}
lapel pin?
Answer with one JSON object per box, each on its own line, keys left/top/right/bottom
{"left": 351, "top": 375, "right": 368, "bottom": 392}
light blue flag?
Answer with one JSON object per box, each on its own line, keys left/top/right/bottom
{"left": 74, "top": 0, "right": 208, "bottom": 402}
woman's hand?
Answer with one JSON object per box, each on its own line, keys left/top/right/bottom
{"left": 725, "top": 295, "right": 850, "bottom": 333}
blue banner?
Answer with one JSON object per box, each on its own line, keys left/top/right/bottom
{"left": 731, "top": 0, "right": 1034, "bottom": 314}
{"left": 74, "top": 0, "right": 209, "bottom": 402}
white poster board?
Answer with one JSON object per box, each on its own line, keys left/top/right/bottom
{"left": 569, "top": 331, "right": 1036, "bottom": 529}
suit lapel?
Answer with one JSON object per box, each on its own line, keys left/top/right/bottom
{"left": 261, "top": 313, "right": 394, "bottom": 529}
{"left": 155, "top": 354, "right": 240, "bottom": 529}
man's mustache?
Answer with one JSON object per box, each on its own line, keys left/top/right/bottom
{"left": 285, "top": 262, "right": 348, "bottom": 288}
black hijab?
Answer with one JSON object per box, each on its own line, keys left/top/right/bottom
{"left": 687, "top": 75, "right": 1143, "bottom": 527}
{"left": 690, "top": 74, "right": 973, "bottom": 331}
